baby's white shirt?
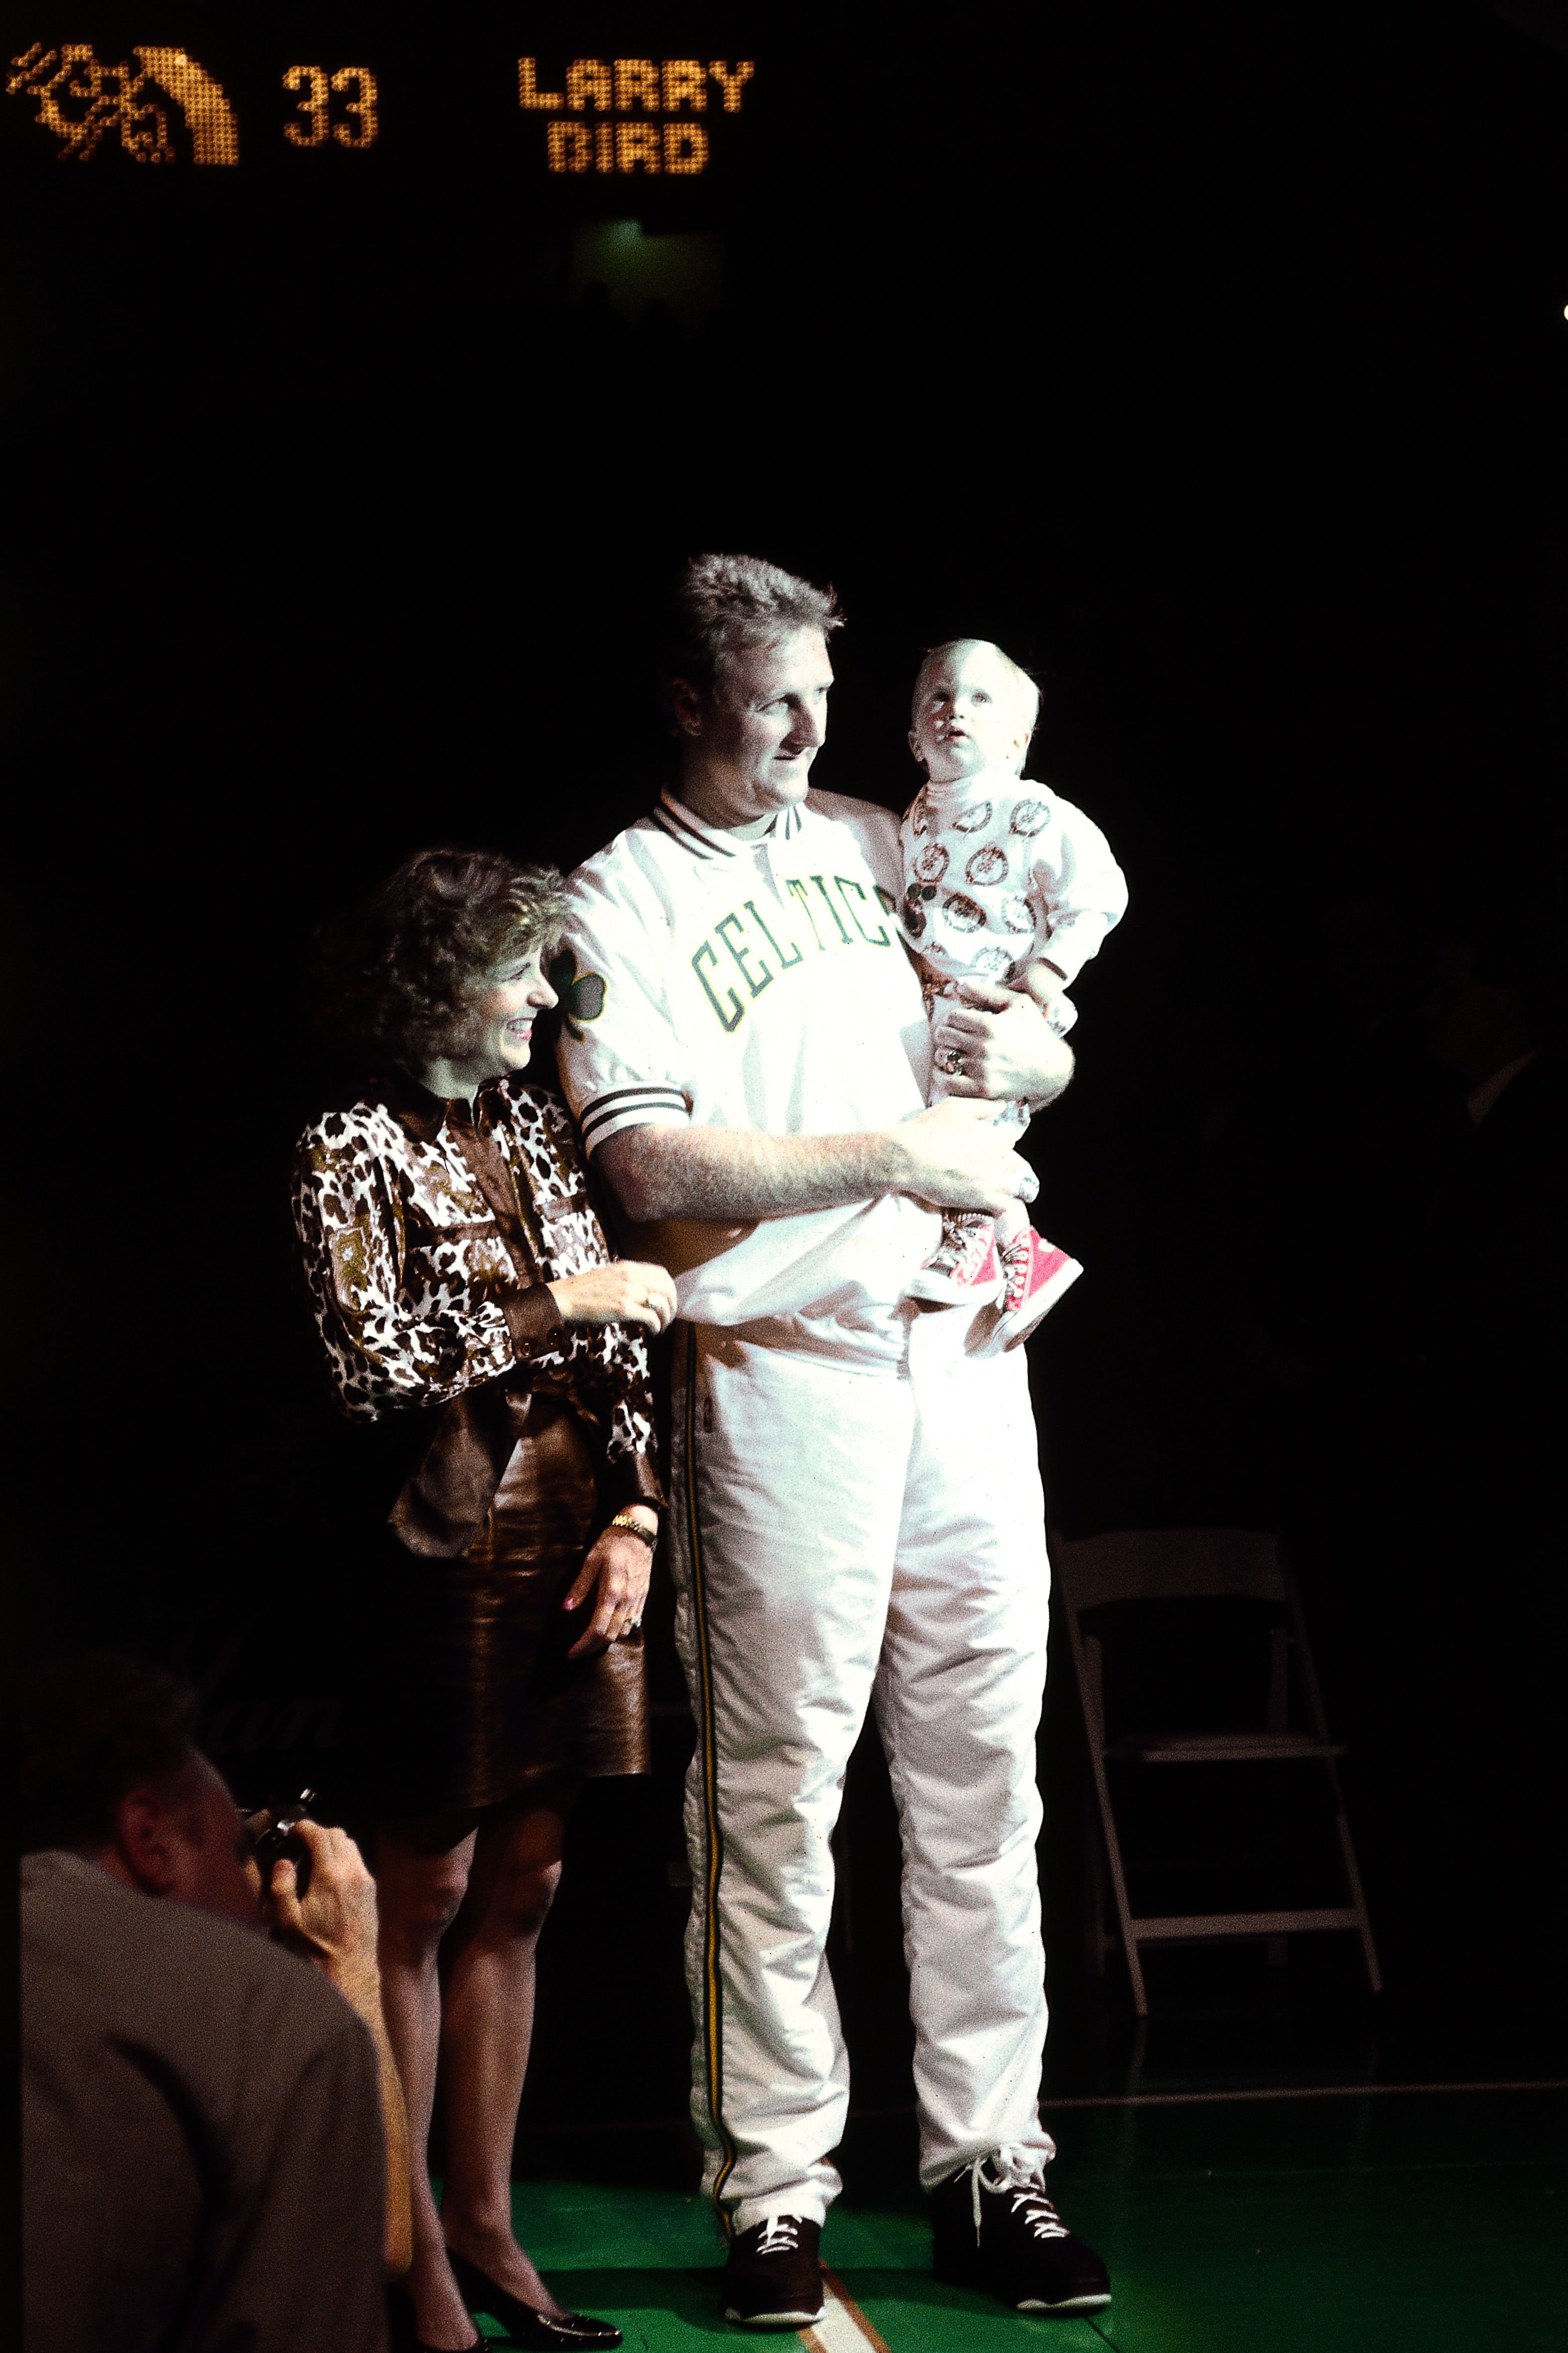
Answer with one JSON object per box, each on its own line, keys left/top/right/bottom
{"left": 897, "top": 768, "right": 1128, "bottom": 1031}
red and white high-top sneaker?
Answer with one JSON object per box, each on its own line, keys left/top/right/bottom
{"left": 992, "top": 1228, "right": 1083, "bottom": 1349}
{"left": 906, "top": 1212, "right": 1005, "bottom": 1306}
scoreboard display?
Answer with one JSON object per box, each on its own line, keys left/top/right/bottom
{"left": 0, "top": 14, "right": 788, "bottom": 367}
{"left": 6, "top": 39, "right": 760, "bottom": 174}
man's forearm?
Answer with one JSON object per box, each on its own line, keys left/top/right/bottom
{"left": 322, "top": 1958, "right": 414, "bottom": 2278}
{"left": 597, "top": 1122, "right": 906, "bottom": 1225}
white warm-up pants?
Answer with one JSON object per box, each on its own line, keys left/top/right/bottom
{"left": 668, "top": 1308, "right": 1056, "bottom": 2233}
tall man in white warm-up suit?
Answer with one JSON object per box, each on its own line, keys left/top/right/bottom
{"left": 556, "top": 555, "right": 1111, "bottom": 2328}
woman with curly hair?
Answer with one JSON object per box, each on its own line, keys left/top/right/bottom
{"left": 292, "top": 847, "right": 676, "bottom": 2353}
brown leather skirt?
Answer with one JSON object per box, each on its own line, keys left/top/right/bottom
{"left": 368, "top": 1401, "right": 649, "bottom": 1820}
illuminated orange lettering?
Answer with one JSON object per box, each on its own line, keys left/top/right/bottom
{"left": 283, "top": 64, "right": 328, "bottom": 146}
{"left": 331, "top": 67, "right": 377, "bottom": 148}
{"left": 616, "top": 122, "right": 660, "bottom": 172}
{"left": 566, "top": 58, "right": 612, "bottom": 111}
{"left": 614, "top": 59, "right": 660, "bottom": 111}
{"left": 594, "top": 122, "right": 614, "bottom": 170}
{"left": 547, "top": 121, "right": 591, "bottom": 171}
{"left": 518, "top": 58, "right": 563, "bottom": 109}
{"left": 661, "top": 58, "right": 706, "bottom": 112}
{"left": 663, "top": 123, "right": 707, "bottom": 173}
{"left": 708, "top": 60, "right": 755, "bottom": 112}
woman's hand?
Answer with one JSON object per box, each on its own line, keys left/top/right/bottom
{"left": 562, "top": 1514, "right": 657, "bottom": 1658}
{"left": 546, "top": 1260, "right": 677, "bottom": 1334}
{"left": 932, "top": 980, "right": 1075, "bottom": 1106}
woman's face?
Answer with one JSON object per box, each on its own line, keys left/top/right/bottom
{"left": 450, "top": 944, "right": 558, "bottom": 1086}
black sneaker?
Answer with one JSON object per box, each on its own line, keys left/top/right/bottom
{"left": 722, "top": 2215, "right": 825, "bottom": 2329}
{"left": 932, "top": 2154, "right": 1111, "bottom": 2314}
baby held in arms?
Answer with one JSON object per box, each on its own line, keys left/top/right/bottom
{"left": 898, "top": 637, "right": 1127, "bottom": 1347}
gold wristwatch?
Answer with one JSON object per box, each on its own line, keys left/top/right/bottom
{"left": 607, "top": 1511, "right": 659, "bottom": 1548}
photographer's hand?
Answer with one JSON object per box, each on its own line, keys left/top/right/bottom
{"left": 263, "top": 1821, "right": 413, "bottom": 2278}
{"left": 263, "top": 1819, "right": 378, "bottom": 1982}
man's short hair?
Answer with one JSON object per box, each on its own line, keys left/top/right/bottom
{"left": 911, "top": 638, "right": 1042, "bottom": 740}
{"left": 21, "top": 1652, "right": 200, "bottom": 1853}
{"left": 667, "top": 553, "right": 843, "bottom": 702}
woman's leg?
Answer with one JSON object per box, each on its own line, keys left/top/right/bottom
{"left": 438, "top": 1779, "right": 577, "bottom": 2315}
{"left": 374, "top": 1811, "right": 482, "bottom": 2350}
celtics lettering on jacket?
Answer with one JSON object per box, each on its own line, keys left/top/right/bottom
{"left": 685, "top": 875, "right": 899, "bottom": 1034}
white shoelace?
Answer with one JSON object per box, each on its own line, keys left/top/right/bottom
{"left": 754, "top": 2216, "right": 802, "bottom": 2257}
{"left": 971, "top": 2151, "right": 1069, "bottom": 2240}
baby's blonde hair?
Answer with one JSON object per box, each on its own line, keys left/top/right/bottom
{"left": 911, "top": 638, "right": 1041, "bottom": 751}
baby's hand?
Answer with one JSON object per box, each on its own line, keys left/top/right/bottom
{"left": 1021, "top": 960, "right": 1067, "bottom": 1014}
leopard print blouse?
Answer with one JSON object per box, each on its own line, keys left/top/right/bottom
{"left": 290, "top": 1072, "right": 657, "bottom": 1487}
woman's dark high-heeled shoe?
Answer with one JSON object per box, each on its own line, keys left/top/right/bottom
{"left": 443, "top": 2248, "right": 623, "bottom": 2351}
{"left": 385, "top": 2284, "right": 482, "bottom": 2353}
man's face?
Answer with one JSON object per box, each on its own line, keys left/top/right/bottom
{"left": 674, "top": 628, "right": 833, "bottom": 831}
{"left": 910, "top": 642, "right": 1032, "bottom": 784}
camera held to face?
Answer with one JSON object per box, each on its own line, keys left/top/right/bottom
{"left": 244, "top": 1790, "right": 317, "bottom": 1898}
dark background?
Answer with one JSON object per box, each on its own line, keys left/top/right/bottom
{"left": 4, "top": 0, "right": 1564, "bottom": 2158}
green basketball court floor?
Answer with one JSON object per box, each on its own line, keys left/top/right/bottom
{"left": 459, "top": 2086, "right": 1565, "bottom": 2353}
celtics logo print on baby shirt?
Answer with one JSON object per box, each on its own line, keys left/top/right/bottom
{"left": 548, "top": 946, "right": 607, "bottom": 1041}
{"left": 915, "top": 842, "right": 950, "bottom": 884}
{"left": 951, "top": 799, "right": 993, "bottom": 833}
{"left": 965, "top": 843, "right": 1009, "bottom": 887}
{"left": 1009, "top": 797, "right": 1051, "bottom": 835}
{"left": 1002, "top": 895, "right": 1036, "bottom": 934}
{"left": 942, "top": 891, "right": 987, "bottom": 932}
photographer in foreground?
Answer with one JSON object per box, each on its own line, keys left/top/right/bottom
{"left": 21, "top": 1652, "right": 411, "bottom": 2353}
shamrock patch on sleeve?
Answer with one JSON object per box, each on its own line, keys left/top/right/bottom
{"left": 548, "top": 946, "right": 607, "bottom": 1040}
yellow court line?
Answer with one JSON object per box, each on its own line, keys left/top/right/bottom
{"left": 800, "top": 2268, "right": 896, "bottom": 2353}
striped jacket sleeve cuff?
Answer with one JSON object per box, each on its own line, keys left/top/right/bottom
{"left": 577, "top": 1084, "right": 691, "bottom": 1154}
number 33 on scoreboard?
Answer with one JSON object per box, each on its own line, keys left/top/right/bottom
{"left": 283, "top": 66, "right": 379, "bottom": 149}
